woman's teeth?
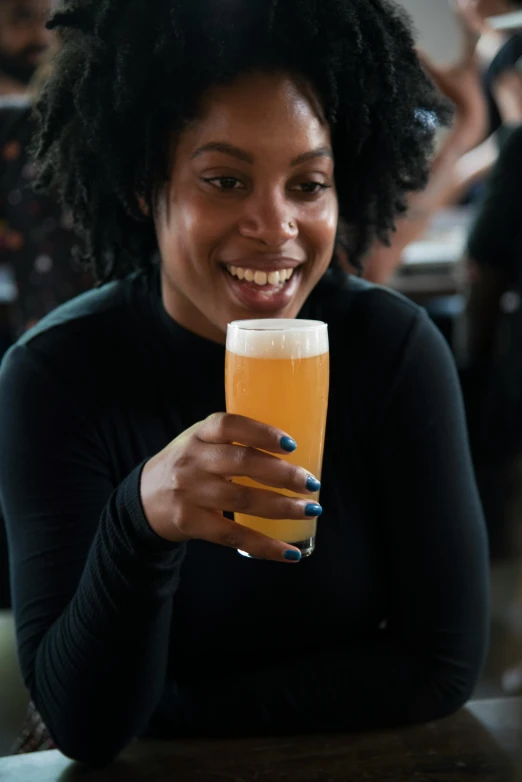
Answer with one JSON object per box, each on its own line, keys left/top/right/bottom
{"left": 226, "top": 265, "right": 295, "bottom": 286}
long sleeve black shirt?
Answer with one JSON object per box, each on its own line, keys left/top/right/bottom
{"left": 0, "top": 268, "right": 489, "bottom": 766}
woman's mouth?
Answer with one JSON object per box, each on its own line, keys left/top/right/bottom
{"left": 226, "top": 264, "right": 294, "bottom": 287}
{"left": 221, "top": 263, "right": 301, "bottom": 312}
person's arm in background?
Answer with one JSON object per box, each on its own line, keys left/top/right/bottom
{"left": 364, "top": 46, "right": 489, "bottom": 284}
{"left": 365, "top": 4, "right": 522, "bottom": 286}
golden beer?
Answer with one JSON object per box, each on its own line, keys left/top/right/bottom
{"left": 225, "top": 319, "right": 329, "bottom": 557}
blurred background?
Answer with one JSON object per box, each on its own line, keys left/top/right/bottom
{"left": 0, "top": 0, "right": 521, "bottom": 764}
{"left": 401, "top": 0, "right": 464, "bottom": 62}
{"left": 373, "top": 0, "right": 522, "bottom": 717}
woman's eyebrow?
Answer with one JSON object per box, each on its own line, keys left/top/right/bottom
{"left": 290, "top": 147, "right": 333, "bottom": 166}
{"left": 191, "top": 143, "right": 333, "bottom": 166}
{"left": 191, "top": 142, "right": 254, "bottom": 164}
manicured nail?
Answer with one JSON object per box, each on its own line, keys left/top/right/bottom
{"left": 284, "top": 550, "right": 302, "bottom": 561}
{"left": 306, "top": 475, "right": 321, "bottom": 492}
{"left": 280, "top": 436, "right": 297, "bottom": 452}
{"left": 305, "top": 503, "right": 322, "bottom": 517}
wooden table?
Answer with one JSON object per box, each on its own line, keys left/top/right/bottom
{"left": 0, "top": 698, "right": 520, "bottom": 782}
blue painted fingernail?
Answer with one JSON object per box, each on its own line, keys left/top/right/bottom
{"left": 305, "top": 503, "right": 322, "bottom": 517}
{"left": 306, "top": 476, "right": 321, "bottom": 492}
{"left": 284, "top": 550, "right": 302, "bottom": 561}
{"left": 280, "top": 436, "right": 297, "bottom": 452}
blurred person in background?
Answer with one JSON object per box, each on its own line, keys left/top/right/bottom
{"left": 364, "top": 0, "right": 522, "bottom": 285}
{"left": 464, "top": 70, "right": 522, "bottom": 370}
{"left": 363, "top": 40, "right": 489, "bottom": 283}
{"left": 0, "top": 23, "right": 92, "bottom": 341}
{"left": 462, "top": 66, "right": 522, "bottom": 565}
{"left": 0, "top": 0, "right": 52, "bottom": 98}
{"left": 0, "top": 97, "right": 93, "bottom": 338}
{"left": 0, "top": 15, "right": 92, "bottom": 614}
{"left": 361, "top": 0, "right": 522, "bottom": 566}
{"left": 471, "top": 0, "right": 522, "bottom": 145}
{"left": 443, "top": 31, "right": 522, "bottom": 694}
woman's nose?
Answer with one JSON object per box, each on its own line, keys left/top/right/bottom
{"left": 238, "top": 195, "right": 298, "bottom": 247}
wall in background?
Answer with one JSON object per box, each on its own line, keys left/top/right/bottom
{"left": 396, "top": 0, "right": 463, "bottom": 65}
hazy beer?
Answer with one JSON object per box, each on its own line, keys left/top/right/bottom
{"left": 225, "top": 319, "right": 329, "bottom": 557}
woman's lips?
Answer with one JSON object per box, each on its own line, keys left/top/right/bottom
{"left": 219, "top": 255, "right": 305, "bottom": 270}
{"left": 226, "top": 264, "right": 295, "bottom": 286}
{"left": 220, "top": 262, "right": 302, "bottom": 312}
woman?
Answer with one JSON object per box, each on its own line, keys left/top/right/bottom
{"left": 0, "top": 0, "right": 489, "bottom": 768}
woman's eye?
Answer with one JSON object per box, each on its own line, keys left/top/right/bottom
{"left": 294, "top": 182, "right": 330, "bottom": 194}
{"left": 203, "top": 177, "right": 244, "bottom": 191}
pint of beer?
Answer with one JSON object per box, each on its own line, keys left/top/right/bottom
{"left": 225, "top": 319, "right": 329, "bottom": 557}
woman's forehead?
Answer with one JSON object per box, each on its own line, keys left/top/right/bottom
{"left": 180, "top": 72, "right": 332, "bottom": 154}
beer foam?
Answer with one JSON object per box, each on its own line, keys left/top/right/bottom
{"left": 227, "top": 319, "right": 328, "bottom": 359}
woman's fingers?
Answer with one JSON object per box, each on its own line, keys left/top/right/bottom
{"left": 202, "top": 444, "right": 320, "bottom": 493}
{"left": 197, "top": 412, "right": 298, "bottom": 455}
{"left": 140, "top": 413, "right": 319, "bottom": 556}
{"left": 193, "top": 476, "right": 323, "bottom": 520}
{"left": 187, "top": 509, "right": 303, "bottom": 563}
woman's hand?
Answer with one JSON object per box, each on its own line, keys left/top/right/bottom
{"left": 140, "top": 413, "right": 321, "bottom": 562}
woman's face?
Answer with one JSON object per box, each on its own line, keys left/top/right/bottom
{"left": 155, "top": 71, "right": 338, "bottom": 343}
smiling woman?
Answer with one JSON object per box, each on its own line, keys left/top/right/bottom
{"left": 154, "top": 73, "right": 338, "bottom": 341}
{"left": 0, "top": 0, "right": 489, "bottom": 769}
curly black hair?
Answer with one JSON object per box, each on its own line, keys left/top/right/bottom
{"left": 34, "top": 0, "right": 450, "bottom": 283}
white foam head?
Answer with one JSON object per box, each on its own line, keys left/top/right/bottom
{"left": 226, "top": 319, "right": 328, "bottom": 359}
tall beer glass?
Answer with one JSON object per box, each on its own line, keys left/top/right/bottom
{"left": 225, "top": 319, "right": 329, "bottom": 558}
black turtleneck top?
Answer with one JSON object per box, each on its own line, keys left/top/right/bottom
{"left": 0, "top": 268, "right": 489, "bottom": 766}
